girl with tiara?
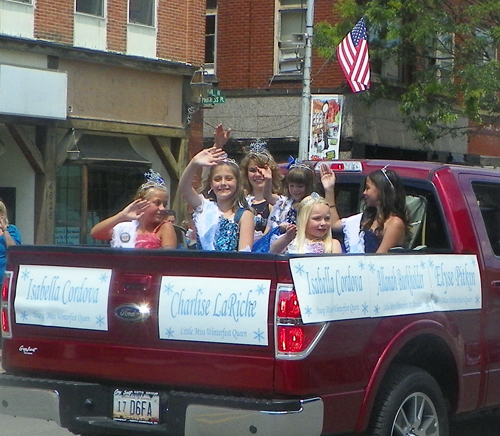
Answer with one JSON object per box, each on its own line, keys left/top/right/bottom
{"left": 320, "top": 163, "right": 408, "bottom": 253}
{"left": 262, "top": 158, "right": 316, "bottom": 249}
{"left": 239, "top": 140, "right": 283, "bottom": 243}
{"left": 178, "top": 124, "right": 254, "bottom": 251}
{"left": 270, "top": 193, "right": 342, "bottom": 254}
{"left": 90, "top": 170, "right": 177, "bottom": 249}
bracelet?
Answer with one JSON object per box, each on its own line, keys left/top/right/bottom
{"left": 329, "top": 205, "right": 337, "bottom": 209}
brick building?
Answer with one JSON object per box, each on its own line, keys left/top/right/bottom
{"left": 0, "top": 0, "right": 204, "bottom": 245}
{"left": 203, "top": 0, "right": 499, "bottom": 166}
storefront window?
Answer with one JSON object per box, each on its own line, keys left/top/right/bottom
{"left": 56, "top": 164, "right": 145, "bottom": 245}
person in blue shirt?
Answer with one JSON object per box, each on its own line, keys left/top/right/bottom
{"left": 0, "top": 199, "right": 21, "bottom": 281}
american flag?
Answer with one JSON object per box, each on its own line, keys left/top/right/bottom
{"left": 336, "top": 18, "right": 370, "bottom": 93}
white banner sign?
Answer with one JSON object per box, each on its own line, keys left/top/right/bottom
{"left": 158, "top": 276, "right": 271, "bottom": 346}
{"left": 290, "top": 254, "right": 481, "bottom": 324}
{"left": 15, "top": 265, "right": 111, "bottom": 330}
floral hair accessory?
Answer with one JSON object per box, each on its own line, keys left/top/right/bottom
{"left": 141, "top": 169, "right": 166, "bottom": 190}
{"left": 287, "top": 156, "right": 313, "bottom": 172}
{"left": 310, "top": 192, "right": 321, "bottom": 200}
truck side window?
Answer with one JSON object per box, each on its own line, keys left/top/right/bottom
{"left": 472, "top": 182, "right": 500, "bottom": 256}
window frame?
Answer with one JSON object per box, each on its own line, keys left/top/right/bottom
{"left": 128, "top": 0, "right": 156, "bottom": 28}
{"left": 427, "top": 32, "right": 454, "bottom": 84}
{"left": 275, "top": 0, "right": 307, "bottom": 76}
{"left": 75, "top": 0, "right": 105, "bottom": 18}
{"left": 205, "top": 0, "right": 217, "bottom": 75}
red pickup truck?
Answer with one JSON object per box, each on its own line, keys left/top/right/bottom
{"left": 0, "top": 160, "right": 499, "bottom": 436}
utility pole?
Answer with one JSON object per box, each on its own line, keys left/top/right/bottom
{"left": 298, "top": 0, "right": 314, "bottom": 160}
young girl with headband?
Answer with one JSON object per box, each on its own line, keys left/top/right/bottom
{"left": 178, "top": 124, "right": 254, "bottom": 251}
{"left": 270, "top": 193, "right": 342, "bottom": 254}
{"left": 320, "top": 164, "right": 408, "bottom": 253}
{"left": 90, "top": 170, "right": 177, "bottom": 249}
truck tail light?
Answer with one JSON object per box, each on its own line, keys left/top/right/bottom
{"left": 2, "top": 271, "right": 13, "bottom": 338}
{"left": 275, "top": 284, "right": 325, "bottom": 358}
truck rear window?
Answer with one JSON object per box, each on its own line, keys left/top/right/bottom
{"left": 472, "top": 182, "right": 500, "bottom": 256}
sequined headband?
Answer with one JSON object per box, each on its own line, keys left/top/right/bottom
{"left": 140, "top": 169, "right": 166, "bottom": 190}
{"left": 287, "top": 156, "right": 313, "bottom": 172}
{"left": 218, "top": 154, "right": 238, "bottom": 167}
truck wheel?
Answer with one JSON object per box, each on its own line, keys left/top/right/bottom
{"left": 368, "top": 365, "right": 449, "bottom": 436}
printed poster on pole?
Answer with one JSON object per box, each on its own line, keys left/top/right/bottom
{"left": 309, "top": 95, "right": 343, "bottom": 160}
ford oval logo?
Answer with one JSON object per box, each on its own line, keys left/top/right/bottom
{"left": 115, "top": 304, "right": 151, "bottom": 322}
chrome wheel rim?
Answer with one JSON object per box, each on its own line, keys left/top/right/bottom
{"left": 392, "top": 392, "right": 439, "bottom": 436}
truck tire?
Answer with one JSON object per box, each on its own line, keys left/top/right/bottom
{"left": 368, "top": 365, "right": 449, "bottom": 436}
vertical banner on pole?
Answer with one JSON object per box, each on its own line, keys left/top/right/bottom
{"left": 309, "top": 95, "right": 343, "bottom": 160}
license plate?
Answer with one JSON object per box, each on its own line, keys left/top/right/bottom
{"left": 112, "top": 389, "right": 160, "bottom": 424}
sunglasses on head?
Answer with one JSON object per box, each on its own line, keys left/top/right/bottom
{"left": 380, "top": 165, "right": 394, "bottom": 189}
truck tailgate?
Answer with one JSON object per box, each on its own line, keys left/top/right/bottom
{"left": 3, "top": 246, "right": 281, "bottom": 393}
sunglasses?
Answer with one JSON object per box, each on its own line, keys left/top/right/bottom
{"left": 380, "top": 165, "right": 394, "bottom": 189}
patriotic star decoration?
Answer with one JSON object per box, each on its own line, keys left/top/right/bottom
{"left": 255, "top": 284, "right": 266, "bottom": 295}
{"left": 21, "top": 270, "right": 30, "bottom": 281}
{"left": 373, "top": 305, "right": 380, "bottom": 315}
{"left": 358, "top": 260, "right": 365, "bottom": 270}
{"left": 304, "top": 306, "right": 312, "bottom": 316}
{"left": 165, "top": 327, "right": 174, "bottom": 338}
{"left": 99, "top": 273, "right": 109, "bottom": 283}
{"left": 428, "top": 259, "right": 434, "bottom": 268}
{"left": 20, "top": 311, "right": 29, "bottom": 321}
{"left": 368, "top": 262, "right": 375, "bottom": 273}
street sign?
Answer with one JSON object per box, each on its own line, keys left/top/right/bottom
{"left": 200, "top": 88, "right": 226, "bottom": 105}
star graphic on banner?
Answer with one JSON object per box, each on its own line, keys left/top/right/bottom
{"left": 368, "top": 262, "right": 375, "bottom": 273}
{"left": 374, "top": 305, "right": 380, "bottom": 315}
{"left": 165, "top": 327, "right": 174, "bottom": 338}
{"left": 425, "top": 299, "right": 432, "bottom": 310}
{"left": 471, "top": 257, "right": 476, "bottom": 266}
{"left": 95, "top": 315, "right": 105, "bottom": 327}
{"left": 420, "top": 261, "right": 426, "bottom": 269}
{"left": 20, "top": 311, "right": 28, "bottom": 321}
{"left": 428, "top": 259, "right": 434, "bottom": 268}
{"left": 256, "top": 284, "right": 265, "bottom": 295}
{"left": 21, "top": 270, "right": 30, "bottom": 281}
{"left": 294, "top": 264, "right": 305, "bottom": 276}
{"left": 476, "top": 296, "right": 480, "bottom": 305}
{"left": 99, "top": 273, "right": 109, "bottom": 283}
{"left": 362, "top": 303, "right": 369, "bottom": 315}
{"left": 304, "top": 306, "right": 312, "bottom": 316}
{"left": 359, "top": 260, "right": 365, "bottom": 270}
{"left": 163, "top": 283, "right": 174, "bottom": 294}
{"left": 254, "top": 328, "right": 264, "bottom": 342}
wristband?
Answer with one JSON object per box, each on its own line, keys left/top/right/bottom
{"left": 329, "top": 205, "right": 337, "bottom": 209}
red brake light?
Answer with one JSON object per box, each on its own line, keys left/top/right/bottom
{"left": 278, "top": 326, "right": 305, "bottom": 352}
{"left": 2, "top": 272, "right": 12, "bottom": 337}
{"left": 277, "top": 290, "right": 301, "bottom": 318}
{"left": 1, "top": 309, "right": 8, "bottom": 334}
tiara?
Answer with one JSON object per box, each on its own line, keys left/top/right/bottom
{"left": 140, "top": 169, "right": 166, "bottom": 190}
{"left": 287, "top": 156, "right": 313, "bottom": 172}
{"left": 218, "top": 156, "right": 238, "bottom": 166}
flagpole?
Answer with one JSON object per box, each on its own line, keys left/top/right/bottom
{"left": 298, "top": 0, "right": 314, "bottom": 161}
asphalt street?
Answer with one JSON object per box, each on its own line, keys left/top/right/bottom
{"left": 1, "top": 349, "right": 500, "bottom": 435}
